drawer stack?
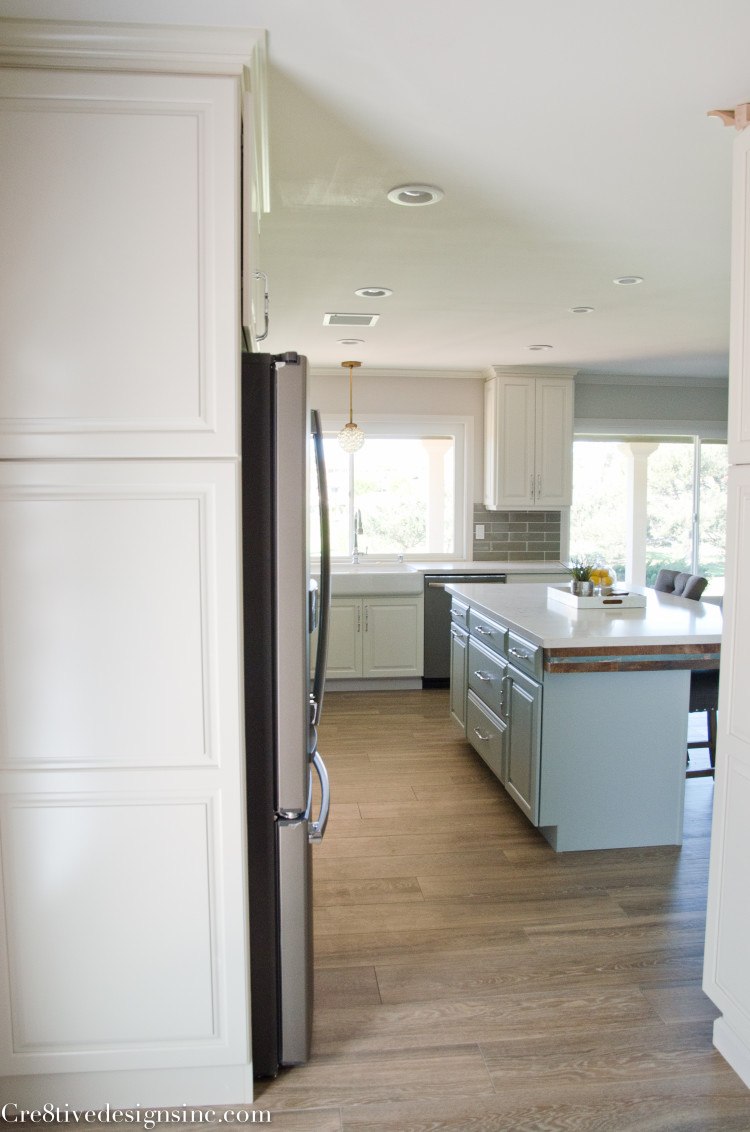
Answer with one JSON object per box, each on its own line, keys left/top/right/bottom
{"left": 450, "top": 598, "right": 542, "bottom": 824}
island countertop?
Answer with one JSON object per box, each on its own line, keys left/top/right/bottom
{"left": 448, "top": 581, "right": 721, "bottom": 850}
{"left": 446, "top": 581, "right": 722, "bottom": 670}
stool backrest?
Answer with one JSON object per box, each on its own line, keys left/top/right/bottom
{"left": 654, "top": 569, "right": 708, "bottom": 601}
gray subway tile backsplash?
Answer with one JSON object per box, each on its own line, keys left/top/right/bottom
{"left": 472, "top": 505, "right": 562, "bottom": 561}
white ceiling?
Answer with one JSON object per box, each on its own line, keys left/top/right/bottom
{"left": 3, "top": 0, "right": 750, "bottom": 379}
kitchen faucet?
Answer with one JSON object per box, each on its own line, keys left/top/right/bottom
{"left": 352, "top": 509, "right": 363, "bottom": 563}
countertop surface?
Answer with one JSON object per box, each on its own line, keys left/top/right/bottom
{"left": 446, "top": 581, "right": 723, "bottom": 650}
{"left": 410, "top": 560, "right": 567, "bottom": 573}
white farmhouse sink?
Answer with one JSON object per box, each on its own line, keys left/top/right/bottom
{"left": 323, "top": 562, "right": 423, "bottom": 595}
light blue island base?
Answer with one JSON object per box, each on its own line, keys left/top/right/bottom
{"left": 537, "top": 668, "right": 690, "bottom": 852}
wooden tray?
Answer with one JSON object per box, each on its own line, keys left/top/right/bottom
{"left": 547, "top": 585, "right": 646, "bottom": 609}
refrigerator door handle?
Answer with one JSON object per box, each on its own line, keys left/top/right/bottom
{"left": 254, "top": 270, "right": 269, "bottom": 342}
{"left": 308, "top": 750, "right": 331, "bottom": 843}
{"left": 310, "top": 409, "right": 331, "bottom": 727}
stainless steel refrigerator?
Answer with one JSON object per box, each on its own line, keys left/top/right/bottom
{"left": 240, "top": 351, "right": 331, "bottom": 1079}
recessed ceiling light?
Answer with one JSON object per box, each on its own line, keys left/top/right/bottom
{"left": 355, "top": 286, "right": 393, "bottom": 299}
{"left": 387, "top": 184, "right": 444, "bottom": 206}
{"left": 569, "top": 306, "right": 595, "bottom": 314}
{"left": 613, "top": 276, "right": 644, "bottom": 286}
{"left": 337, "top": 338, "right": 364, "bottom": 346}
{"left": 528, "top": 344, "right": 553, "bottom": 351}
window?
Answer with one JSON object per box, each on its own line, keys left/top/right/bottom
{"left": 311, "top": 418, "right": 467, "bottom": 559}
{"left": 570, "top": 436, "right": 727, "bottom": 594}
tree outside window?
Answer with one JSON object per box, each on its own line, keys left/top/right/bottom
{"left": 311, "top": 432, "right": 459, "bottom": 559}
{"left": 571, "top": 437, "right": 727, "bottom": 594}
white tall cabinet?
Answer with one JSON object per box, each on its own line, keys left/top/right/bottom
{"left": 704, "top": 121, "right": 750, "bottom": 1089}
{"left": 483, "top": 367, "right": 575, "bottom": 510}
{"left": 0, "top": 21, "right": 267, "bottom": 1107}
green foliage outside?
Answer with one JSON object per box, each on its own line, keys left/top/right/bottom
{"left": 355, "top": 468, "right": 427, "bottom": 553}
{"left": 570, "top": 440, "right": 727, "bottom": 591}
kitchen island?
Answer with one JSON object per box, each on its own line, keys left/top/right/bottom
{"left": 447, "top": 581, "right": 722, "bottom": 851}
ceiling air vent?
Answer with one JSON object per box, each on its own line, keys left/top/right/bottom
{"left": 323, "top": 312, "right": 380, "bottom": 327}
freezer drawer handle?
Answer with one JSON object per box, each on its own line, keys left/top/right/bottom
{"left": 309, "top": 750, "right": 331, "bottom": 843}
{"left": 473, "top": 727, "right": 491, "bottom": 742}
{"left": 473, "top": 669, "right": 493, "bottom": 682}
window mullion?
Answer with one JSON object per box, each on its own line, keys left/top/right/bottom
{"left": 348, "top": 453, "right": 355, "bottom": 557}
{"left": 692, "top": 436, "right": 701, "bottom": 575}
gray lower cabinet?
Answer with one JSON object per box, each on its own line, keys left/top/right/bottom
{"left": 505, "top": 663, "right": 542, "bottom": 823}
{"left": 456, "top": 598, "right": 542, "bottom": 826}
{"left": 466, "top": 690, "right": 506, "bottom": 781}
{"left": 449, "top": 624, "right": 469, "bottom": 729}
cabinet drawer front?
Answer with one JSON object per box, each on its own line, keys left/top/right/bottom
{"left": 467, "top": 690, "right": 506, "bottom": 782}
{"left": 468, "top": 637, "right": 507, "bottom": 717}
{"left": 507, "top": 630, "right": 542, "bottom": 680}
{"left": 450, "top": 598, "right": 469, "bottom": 629}
{"left": 468, "top": 609, "right": 507, "bottom": 656}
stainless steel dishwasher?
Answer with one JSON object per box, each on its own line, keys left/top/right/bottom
{"left": 423, "top": 573, "right": 507, "bottom": 685}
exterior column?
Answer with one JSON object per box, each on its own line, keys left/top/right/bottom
{"left": 421, "top": 438, "right": 452, "bottom": 553}
{"left": 618, "top": 442, "right": 659, "bottom": 585}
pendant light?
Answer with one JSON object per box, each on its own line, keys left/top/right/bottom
{"left": 337, "top": 360, "right": 365, "bottom": 452}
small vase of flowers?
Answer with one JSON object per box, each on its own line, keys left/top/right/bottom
{"left": 568, "top": 558, "right": 595, "bottom": 596}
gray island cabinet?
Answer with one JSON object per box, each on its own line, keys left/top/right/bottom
{"left": 447, "top": 582, "right": 722, "bottom": 852}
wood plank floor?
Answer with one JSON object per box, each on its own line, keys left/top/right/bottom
{"left": 255, "top": 688, "right": 750, "bottom": 1132}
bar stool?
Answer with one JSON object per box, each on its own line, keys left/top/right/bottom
{"left": 653, "top": 569, "right": 717, "bottom": 778}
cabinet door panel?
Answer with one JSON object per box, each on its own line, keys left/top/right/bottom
{"left": 0, "top": 69, "right": 239, "bottom": 457}
{"left": 0, "top": 461, "right": 248, "bottom": 1076}
{"left": 728, "top": 127, "right": 750, "bottom": 464}
{"left": 705, "top": 466, "right": 750, "bottom": 1049}
{"left": 327, "top": 599, "right": 361, "bottom": 676}
{"left": 535, "top": 379, "right": 574, "bottom": 506}
{"left": 449, "top": 626, "right": 468, "bottom": 730}
{"left": 506, "top": 665, "right": 542, "bottom": 823}
{"left": 494, "top": 378, "right": 536, "bottom": 508}
{"left": 363, "top": 599, "right": 423, "bottom": 677}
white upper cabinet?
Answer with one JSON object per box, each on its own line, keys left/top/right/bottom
{"left": 0, "top": 22, "right": 268, "bottom": 459}
{"left": 484, "top": 369, "right": 575, "bottom": 510}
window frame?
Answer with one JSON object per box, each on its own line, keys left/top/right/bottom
{"left": 570, "top": 428, "right": 728, "bottom": 588}
{"left": 317, "top": 413, "right": 473, "bottom": 562}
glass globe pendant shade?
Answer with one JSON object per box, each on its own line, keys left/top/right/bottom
{"left": 337, "top": 422, "right": 365, "bottom": 452}
{"left": 338, "top": 360, "right": 365, "bottom": 451}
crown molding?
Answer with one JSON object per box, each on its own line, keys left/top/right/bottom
{"left": 0, "top": 18, "right": 269, "bottom": 213}
{"left": 0, "top": 18, "right": 266, "bottom": 73}
{"left": 484, "top": 365, "right": 579, "bottom": 380}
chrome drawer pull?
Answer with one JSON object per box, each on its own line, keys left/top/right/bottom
{"left": 473, "top": 727, "right": 491, "bottom": 742}
{"left": 475, "top": 626, "right": 492, "bottom": 635}
{"left": 509, "top": 647, "right": 531, "bottom": 660}
{"left": 474, "top": 670, "right": 493, "bottom": 681}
